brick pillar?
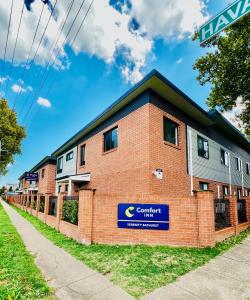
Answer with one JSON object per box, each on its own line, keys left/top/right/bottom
{"left": 196, "top": 191, "right": 215, "bottom": 247}
{"left": 78, "top": 189, "right": 94, "bottom": 245}
{"left": 56, "top": 193, "right": 66, "bottom": 230}
{"left": 246, "top": 196, "right": 250, "bottom": 224}
{"left": 30, "top": 194, "right": 34, "bottom": 214}
{"left": 36, "top": 194, "right": 41, "bottom": 216}
{"left": 229, "top": 195, "right": 238, "bottom": 234}
{"left": 44, "top": 193, "right": 51, "bottom": 223}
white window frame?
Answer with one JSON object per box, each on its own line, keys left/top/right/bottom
{"left": 236, "top": 157, "right": 242, "bottom": 171}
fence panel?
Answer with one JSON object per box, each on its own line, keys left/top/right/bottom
{"left": 214, "top": 198, "right": 231, "bottom": 231}
{"left": 62, "top": 196, "right": 79, "bottom": 225}
{"left": 49, "top": 196, "right": 57, "bottom": 216}
{"left": 237, "top": 199, "right": 247, "bottom": 224}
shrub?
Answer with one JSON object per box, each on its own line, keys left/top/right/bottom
{"left": 62, "top": 200, "right": 78, "bottom": 225}
{"left": 39, "top": 198, "right": 45, "bottom": 213}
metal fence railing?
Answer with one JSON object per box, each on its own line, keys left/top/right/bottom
{"left": 214, "top": 198, "right": 231, "bottom": 231}
{"left": 237, "top": 199, "right": 247, "bottom": 224}
{"left": 62, "top": 196, "right": 79, "bottom": 225}
{"left": 48, "top": 196, "right": 57, "bottom": 216}
{"left": 63, "top": 195, "right": 79, "bottom": 201}
{"left": 39, "top": 196, "right": 45, "bottom": 213}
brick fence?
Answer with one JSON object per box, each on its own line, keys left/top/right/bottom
{"left": 5, "top": 190, "right": 250, "bottom": 248}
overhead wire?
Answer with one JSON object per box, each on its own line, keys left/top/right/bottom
{"left": 23, "top": 0, "right": 94, "bottom": 124}
{"left": 0, "top": 0, "right": 14, "bottom": 94}
{"left": 5, "top": 1, "right": 25, "bottom": 97}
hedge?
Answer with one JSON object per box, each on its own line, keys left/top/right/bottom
{"left": 62, "top": 200, "right": 78, "bottom": 225}
{"left": 39, "top": 198, "right": 45, "bottom": 213}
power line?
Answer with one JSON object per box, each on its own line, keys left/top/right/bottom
{"left": 23, "top": 0, "right": 93, "bottom": 124}
{"left": 13, "top": 0, "right": 58, "bottom": 110}
{"left": 70, "top": 0, "right": 94, "bottom": 47}
{"left": 5, "top": 2, "right": 25, "bottom": 98}
{"left": 20, "top": 0, "right": 76, "bottom": 121}
{"left": 12, "top": 2, "right": 46, "bottom": 109}
{"left": 0, "top": 0, "right": 14, "bottom": 93}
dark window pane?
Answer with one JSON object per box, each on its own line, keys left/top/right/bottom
{"left": 197, "top": 135, "right": 209, "bottom": 159}
{"left": 80, "top": 145, "right": 85, "bottom": 165}
{"left": 164, "top": 118, "right": 178, "bottom": 145}
{"left": 104, "top": 127, "right": 118, "bottom": 152}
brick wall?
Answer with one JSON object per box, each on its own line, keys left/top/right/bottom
{"left": 193, "top": 176, "right": 247, "bottom": 198}
{"left": 77, "top": 104, "right": 151, "bottom": 194}
{"left": 85, "top": 190, "right": 215, "bottom": 247}
{"left": 37, "top": 163, "right": 56, "bottom": 194}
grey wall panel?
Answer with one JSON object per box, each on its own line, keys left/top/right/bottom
{"left": 188, "top": 126, "right": 250, "bottom": 188}
{"left": 56, "top": 146, "right": 77, "bottom": 179}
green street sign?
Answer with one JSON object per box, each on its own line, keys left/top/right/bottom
{"left": 199, "top": 0, "right": 250, "bottom": 44}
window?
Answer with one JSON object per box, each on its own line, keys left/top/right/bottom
{"left": 66, "top": 151, "right": 73, "bottom": 161}
{"left": 163, "top": 117, "right": 178, "bottom": 145}
{"left": 58, "top": 185, "right": 61, "bottom": 193}
{"left": 246, "top": 163, "right": 250, "bottom": 175}
{"left": 197, "top": 135, "right": 209, "bottom": 159}
{"left": 41, "top": 168, "right": 45, "bottom": 178}
{"left": 248, "top": 190, "right": 250, "bottom": 196}
{"left": 104, "top": 127, "right": 118, "bottom": 152}
{"left": 237, "top": 188, "right": 242, "bottom": 199}
{"left": 236, "top": 157, "right": 242, "bottom": 171}
{"left": 199, "top": 182, "right": 209, "bottom": 191}
{"left": 65, "top": 184, "right": 68, "bottom": 192}
{"left": 220, "top": 149, "right": 229, "bottom": 166}
{"left": 222, "top": 185, "right": 229, "bottom": 196}
{"left": 57, "top": 157, "right": 63, "bottom": 174}
{"left": 80, "top": 144, "right": 86, "bottom": 166}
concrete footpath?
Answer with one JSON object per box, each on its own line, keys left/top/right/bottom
{"left": 1, "top": 200, "right": 133, "bottom": 300}
{"left": 143, "top": 237, "right": 250, "bottom": 300}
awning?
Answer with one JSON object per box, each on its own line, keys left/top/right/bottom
{"left": 57, "top": 173, "right": 91, "bottom": 183}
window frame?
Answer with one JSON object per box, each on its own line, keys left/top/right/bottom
{"left": 57, "top": 156, "right": 63, "bottom": 174}
{"left": 80, "top": 144, "right": 86, "bottom": 166}
{"left": 199, "top": 181, "right": 209, "bottom": 191}
{"left": 246, "top": 162, "right": 250, "bottom": 175}
{"left": 197, "top": 135, "right": 209, "bottom": 159}
{"left": 103, "top": 126, "right": 118, "bottom": 152}
{"left": 66, "top": 151, "right": 73, "bottom": 161}
{"left": 163, "top": 117, "right": 179, "bottom": 146}
{"left": 222, "top": 185, "right": 229, "bottom": 196}
{"left": 220, "top": 148, "right": 229, "bottom": 166}
{"left": 236, "top": 157, "right": 242, "bottom": 171}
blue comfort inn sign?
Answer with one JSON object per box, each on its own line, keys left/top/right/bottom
{"left": 118, "top": 203, "right": 169, "bottom": 230}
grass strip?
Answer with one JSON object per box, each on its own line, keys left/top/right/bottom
{"left": 0, "top": 203, "right": 54, "bottom": 300}
{"left": 12, "top": 204, "right": 250, "bottom": 299}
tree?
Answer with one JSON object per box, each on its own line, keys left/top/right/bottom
{"left": 0, "top": 99, "right": 26, "bottom": 175}
{"left": 193, "top": 15, "right": 250, "bottom": 137}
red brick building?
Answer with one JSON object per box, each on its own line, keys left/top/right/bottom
{"left": 12, "top": 70, "right": 249, "bottom": 247}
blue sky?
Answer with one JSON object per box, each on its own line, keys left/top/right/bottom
{"left": 0, "top": 0, "right": 231, "bottom": 185}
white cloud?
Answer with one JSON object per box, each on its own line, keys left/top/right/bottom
{"left": 11, "top": 84, "right": 26, "bottom": 93}
{"left": 11, "top": 81, "right": 33, "bottom": 93}
{"left": 37, "top": 96, "right": 51, "bottom": 108}
{"left": 130, "top": 0, "right": 208, "bottom": 40}
{"left": 177, "top": 58, "right": 183, "bottom": 64}
{"left": 221, "top": 97, "right": 245, "bottom": 132}
{"left": 0, "top": 0, "right": 208, "bottom": 84}
{"left": 0, "top": 77, "right": 7, "bottom": 84}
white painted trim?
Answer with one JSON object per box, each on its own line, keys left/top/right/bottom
{"left": 188, "top": 129, "right": 194, "bottom": 196}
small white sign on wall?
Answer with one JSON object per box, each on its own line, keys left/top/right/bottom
{"left": 154, "top": 169, "right": 163, "bottom": 180}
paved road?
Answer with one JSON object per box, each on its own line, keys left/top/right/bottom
{"left": 143, "top": 236, "right": 250, "bottom": 300}
{"left": 1, "top": 200, "right": 133, "bottom": 300}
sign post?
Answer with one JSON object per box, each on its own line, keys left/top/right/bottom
{"left": 199, "top": 0, "right": 250, "bottom": 44}
{"left": 118, "top": 203, "right": 169, "bottom": 230}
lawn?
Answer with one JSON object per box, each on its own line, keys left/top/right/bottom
{"left": 0, "top": 203, "right": 54, "bottom": 300}
{"left": 12, "top": 204, "right": 250, "bottom": 299}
